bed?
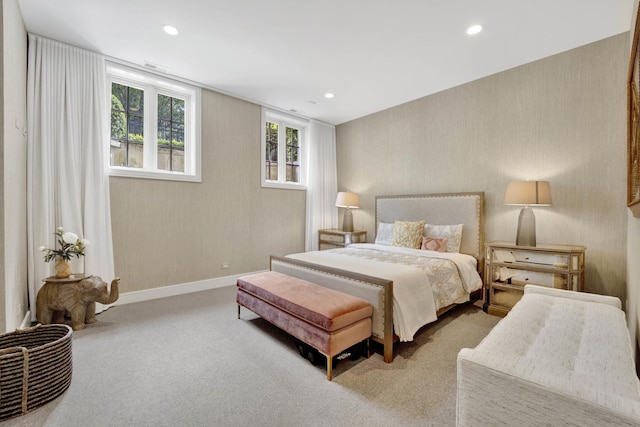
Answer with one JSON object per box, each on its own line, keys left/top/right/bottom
{"left": 270, "top": 191, "right": 485, "bottom": 363}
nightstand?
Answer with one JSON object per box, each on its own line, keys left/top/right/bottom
{"left": 483, "top": 241, "right": 585, "bottom": 317}
{"left": 318, "top": 229, "right": 366, "bottom": 250}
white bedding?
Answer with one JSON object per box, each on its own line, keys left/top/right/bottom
{"left": 286, "top": 243, "right": 482, "bottom": 341}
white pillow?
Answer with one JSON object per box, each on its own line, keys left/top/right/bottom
{"left": 375, "top": 222, "right": 395, "bottom": 246}
{"left": 424, "top": 224, "right": 463, "bottom": 253}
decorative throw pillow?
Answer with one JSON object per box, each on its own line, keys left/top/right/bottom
{"left": 424, "top": 224, "right": 464, "bottom": 253}
{"left": 421, "top": 237, "right": 448, "bottom": 252}
{"left": 392, "top": 220, "right": 425, "bottom": 249}
{"left": 375, "top": 222, "right": 395, "bottom": 246}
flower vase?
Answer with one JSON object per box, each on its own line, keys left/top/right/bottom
{"left": 54, "top": 258, "right": 72, "bottom": 278}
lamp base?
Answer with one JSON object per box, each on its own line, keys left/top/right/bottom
{"left": 515, "top": 207, "right": 536, "bottom": 246}
{"left": 342, "top": 209, "right": 354, "bottom": 232}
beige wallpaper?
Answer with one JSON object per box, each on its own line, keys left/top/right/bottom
{"left": 109, "top": 90, "right": 306, "bottom": 293}
{"left": 336, "top": 33, "right": 629, "bottom": 301}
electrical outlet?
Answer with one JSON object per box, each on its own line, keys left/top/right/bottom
{"left": 221, "top": 262, "right": 230, "bottom": 270}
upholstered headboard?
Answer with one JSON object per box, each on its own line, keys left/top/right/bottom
{"left": 375, "top": 192, "right": 485, "bottom": 260}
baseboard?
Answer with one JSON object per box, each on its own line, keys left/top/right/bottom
{"left": 115, "top": 270, "right": 267, "bottom": 306}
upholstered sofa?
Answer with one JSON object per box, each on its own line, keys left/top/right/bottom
{"left": 457, "top": 285, "right": 640, "bottom": 427}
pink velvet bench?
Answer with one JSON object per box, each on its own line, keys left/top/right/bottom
{"left": 236, "top": 271, "right": 373, "bottom": 380}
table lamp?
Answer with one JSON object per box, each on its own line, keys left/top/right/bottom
{"left": 335, "top": 191, "right": 359, "bottom": 232}
{"left": 504, "top": 181, "right": 552, "bottom": 246}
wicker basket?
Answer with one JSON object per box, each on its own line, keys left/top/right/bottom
{"left": 0, "top": 324, "right": 72, "bottom": 420}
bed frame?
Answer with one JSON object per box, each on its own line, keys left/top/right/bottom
{"left": 271, "top": 191, "right": 485, "bottom": 363}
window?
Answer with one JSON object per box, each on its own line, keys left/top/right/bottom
{"left": 261, "top": 108, "right": 307, "bottom": 190}
{"left": 157, "top": 94, "right": 185, "bottom": 172}
{"left": 107, "top": 63, "right": 201, "bottom": 182}
{"left": 110, "top": 83, "right": 144, "bottom": 168}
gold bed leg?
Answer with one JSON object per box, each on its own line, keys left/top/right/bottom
{"left": 383, "top": 340, "right": 393, "bottom": 363}
{"left": 366, "top": 338, "right": 371, "bottom": 358}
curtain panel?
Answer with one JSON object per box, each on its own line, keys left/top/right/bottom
{"left": 26, "top": 35, "right": 115, "bottom": 319}
{"left": 305, "top": 120, "right": 338, "bottom": 251}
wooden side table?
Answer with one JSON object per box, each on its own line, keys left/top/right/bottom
{"left": 318, "top": 229, "right": 367, "bottom": 250}
{"left": 483, "top": 241, "right": 586, "bottom": 317}
{"left": 37, "top": 274, "right": 91, "bottom": 329}
{"left": 43, "top": 274, "right": 90, "bottom": 284}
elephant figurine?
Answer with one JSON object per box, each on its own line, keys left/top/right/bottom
{"left": 36, "top": 276, "right": 120, "bottom": 331}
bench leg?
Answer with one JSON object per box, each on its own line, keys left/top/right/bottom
{"left": 237, "top": 304, "right": 240, "bottom": 319}
{"left": 322, "top": 352, "right": 333, "bottom": 381}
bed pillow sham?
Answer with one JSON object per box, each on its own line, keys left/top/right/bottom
{"left": 375, "top": 222, "right": 395, "bottom": 246}
{"left": 424, "top": 223, "right": 463, "bottom": 253}
{"left": 392, "top": 220, "right": 425, "bottom": 249}
{"left": 421, "top": 237, "right": 448, "bottom": 252}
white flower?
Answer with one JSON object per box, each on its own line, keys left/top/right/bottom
{"left": 38, "top": 246, "right": 45, "bottom": 252}
{"left": 41, "top": 227, "right": 88, "bottom": 263}
{"left": 62, "top": 232, "right": 78, "bottom": 244}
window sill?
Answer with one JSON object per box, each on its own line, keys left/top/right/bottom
{"left": 261, "top": 180, "right": 307, "bottom": 191}
{"left": 109, "top": 167, "right": 201, "bottom": 183}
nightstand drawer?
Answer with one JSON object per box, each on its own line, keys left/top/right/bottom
{"left": 321, "top": 233, "right": 345, "bottom": 244}
{"left": 317, "top": 229, "right": 367, "bottom": 250}
{"left": 498, "top": 268, "right": 568, "bottom": 289}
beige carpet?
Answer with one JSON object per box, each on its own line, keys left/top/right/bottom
{"left": 5, "top": 285, "right": 499, "bottom": 427}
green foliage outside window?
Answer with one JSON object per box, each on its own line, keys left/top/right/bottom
{"left": 157, "top": 94, "right": 185, "bottom": 149}
{"left": 158, "top": 137, "right": 184, "bottom": 148}
{"left": 111, "top": 94, "right": 126, "bottom": 140}
{"left": 286, "top": 127, "right": 299, "bottom": 164}
{"left": 111, "top": 88, "right": 184, "bottom": 148}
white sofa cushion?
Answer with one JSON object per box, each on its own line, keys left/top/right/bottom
{"left": 467, "top": 290, "right": 640, "bottom": 416}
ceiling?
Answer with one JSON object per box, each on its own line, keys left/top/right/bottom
{"left": 18, "top": 0, "right": 634, "bottom": 125}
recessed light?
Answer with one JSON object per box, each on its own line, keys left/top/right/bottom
{"left": 466, "top": 25, "right": 482, "bottom": 35}
{"left": 163, "top": 25, "right": 180, "bottom": 36}
{"left": 324, "top": 93, "right": 334, "bottom": 99}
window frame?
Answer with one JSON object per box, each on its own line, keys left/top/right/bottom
{"left": 261, "top": 108, "right": 307, "bottom": 190}
{"left": 106, "top": 62, "right": 201, "bottom": 182}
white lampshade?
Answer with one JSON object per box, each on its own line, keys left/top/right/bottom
{"left": 335, "top": 192, "right": 360, "bottom": 209}
{"left": 504, "top": 181, "right": 552, "bottom": 206}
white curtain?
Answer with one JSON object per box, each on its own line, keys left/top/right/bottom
{"left": 27, "top": 35, "right": 115, "bottom": 320}
{"left": 305, "top": 120, "right": 338, "bottom": 251}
